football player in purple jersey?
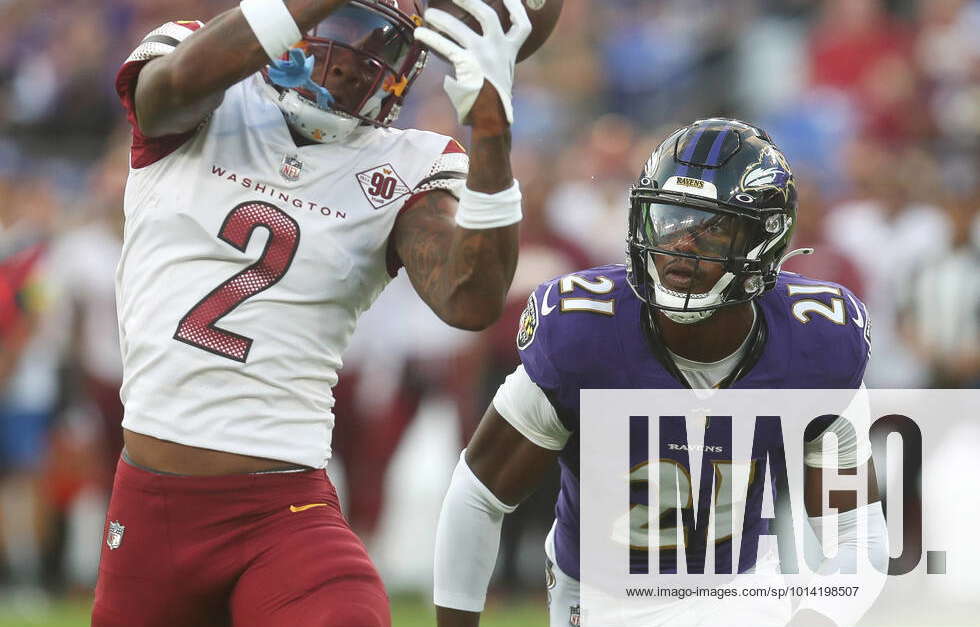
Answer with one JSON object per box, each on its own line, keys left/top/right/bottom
{"left": 433, "top": 119, "right": 888, "bottom": 627}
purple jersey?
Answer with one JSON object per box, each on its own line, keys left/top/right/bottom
{"left": 516, "top": 264, "right": 871, "bottom": 580}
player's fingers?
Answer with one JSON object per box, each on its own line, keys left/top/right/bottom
{"left": 450, "top": 0, "right": 502, "bottom": 36}
{"left": 414, "top": 26, "right": 466, "bottom": 63}
{"left": 423, "top": 8, "right": 478, "bottom": 48}
{"left": 499, "top": 0, "right": 532, "bottom": 41}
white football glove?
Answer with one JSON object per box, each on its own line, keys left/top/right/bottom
{"left": 414, "top": 0, "right": 532, "bottom": 125}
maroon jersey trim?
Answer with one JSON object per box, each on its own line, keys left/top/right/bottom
{"left": 115, "top": 21, "right": 205, "bottom": 169}
{"left": 385, "top": 139, "right": 468, "bottom": 277}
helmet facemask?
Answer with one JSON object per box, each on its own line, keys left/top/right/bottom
{"left": 625, "top": 119, "right": 798, "bottom": 325}
{"left": 627, "top": 188, "right": 791, "bottom": 324}
{"left": 266, "top": 1, "right": 426, "bottom": 143}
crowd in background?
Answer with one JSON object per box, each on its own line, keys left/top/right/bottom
{"left": 0, "top": 0, "right": 978, "bottom": 617}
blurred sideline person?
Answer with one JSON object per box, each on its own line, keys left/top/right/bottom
{"left": 94, "top": 0, "right": 532, "bottom": 625}
{"left": 433, "top": 119, "right": 888, "bottom": 627}
{"left": 900, "top": 189, "right": 980, "bottom": 388}
{"left": 824, "top": 140, "right": 949, "bottom": 387}
{"left": 332, "top": 272, "right": 475, "bottom": 541}
{"left": 780, "top": 176, "right": 864, "bottom": 298}
{"left": 37, "top": 135, "right": 131, "bottom": 595}
{"left": 0, "top": 178, "right": 61, "bottom": 602}
{"left": 52, "top": 133, "right": 130, "bottom": 487}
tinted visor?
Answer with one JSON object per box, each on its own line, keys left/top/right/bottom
{"left": 308, "top": 4, "right": 412, "bottom": 68}
{"left": 637, "top": 202, "right": 745, "bottom": 259}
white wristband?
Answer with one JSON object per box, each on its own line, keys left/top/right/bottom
{"left": 240, "top": 0, "right": 303, "bottom": 61}
{"left": 455, "top": 180, "right": 523, "bottom": 230}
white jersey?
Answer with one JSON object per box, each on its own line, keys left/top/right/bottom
{"left": 114, "top": 21, "right": 468, "bottom": 468}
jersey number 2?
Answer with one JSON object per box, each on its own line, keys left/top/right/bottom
{"left": 174, "top": 202, "right": 300, "bottom": 362}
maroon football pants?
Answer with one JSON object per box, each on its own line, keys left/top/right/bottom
{"left": 92, "top": 457, "right": 390, "bottom": 627}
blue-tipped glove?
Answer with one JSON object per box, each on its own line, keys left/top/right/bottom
{"left": 268, "top": 48, "right": 335, "bottom": 109}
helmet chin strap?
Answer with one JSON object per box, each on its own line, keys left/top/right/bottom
{"left": 646, "top": 251, "right": 730, "bottom": 324}
{"left": 262, "top": 82, "right": 360, "bottom": 144}
{"left": 663, "top": 309, "right": 716, "bottom": 324}
{"left": 657, "top": 286, "right": 718, "bottom": 324}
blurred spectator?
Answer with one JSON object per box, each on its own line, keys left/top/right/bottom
{"left": 0, "top": 174, "right": 61, "bottom": 603}
{"left": 30, "top": 133, "right": 129, "bottom": 596}
{"left": 48, "top": 131, "right": 127, "bottom": 486}
{"left": 824, "top": 139, "right": 950, "bottom": 387}
{"left": 808, "top": 0, "right": 926, "bottom": 142}
{"left": 333, "top": 275, "right": 474, "bottom": 543}
{"left": 917, "top": 0, "right": 980, "bottom": 150}
{"left": 546, "top": 114, "right": 639, "bottom": 264}
{"left": 782, "top": 175, "right": 866, "bottom": 296}
{"left": 596, "top": 0, "right": 750, "bottom": 126}
{"left": 900, "top": 190, "right": 980, "bottom": 387}
{"left": 808, "top": 0, "right": 912, "bottom": 92}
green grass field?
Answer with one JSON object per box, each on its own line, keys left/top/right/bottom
{"left": 0, "top": 594, "right": 548, "bottom": 627}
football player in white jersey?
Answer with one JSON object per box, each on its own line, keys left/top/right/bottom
{"left": 93, "top": 1, "right": 531, "bottom": 625}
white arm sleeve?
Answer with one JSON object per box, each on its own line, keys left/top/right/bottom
{"left": 805, "top": 383, "right": 873, "bottom": 469}
{"left": 492, "top": 365, "right": 571, "bottom": 451}
{"left": 799, "top": 501, "right": 889, "bottom": 626}
{"left": 433, "top": 451, "right": 517, "bottom": 612}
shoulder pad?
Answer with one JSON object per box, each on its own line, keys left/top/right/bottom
{"left": 771, "top": 272, "right": 872, "bottom": 387}
{"left": 125, "top": 21, "right": 204, "bottom": 64}
{"left": 413, "top": 137, "right": 469, "bottom": 199}
{"left": 517, "top": 265, "right": 632, "bottom": 388}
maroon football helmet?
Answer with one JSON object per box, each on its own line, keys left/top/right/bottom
{"left": 294, "top": 0, "right": 427, "bottom": 127}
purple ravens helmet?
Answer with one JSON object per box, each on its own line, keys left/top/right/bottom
{"left": 627, "top": 118, "right": 801, "bottom": 324}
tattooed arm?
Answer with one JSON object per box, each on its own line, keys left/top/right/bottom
{"left": 135, "top": 0, "right": 349, "bottom": 137}
{"left": 392, "top": 83, "right": 519, "bottom": 331}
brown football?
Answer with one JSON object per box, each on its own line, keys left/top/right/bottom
{"left": 425, "top": 0, "right": 563, "bottom": 62}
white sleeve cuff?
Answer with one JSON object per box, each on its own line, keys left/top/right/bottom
{"left": 433, "top": 451, "right": 516, "bottom": 612}
{"left": 492, "top": 365, "right": 570, "bottom": 451}
{"left": 801, "top": 501, "right": 889, "bottom": 626}
{"left": 805, "top": 383, "right": 873, "bottom": 469}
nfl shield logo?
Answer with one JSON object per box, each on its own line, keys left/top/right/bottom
{"left": 569, "top": 605, "right": 581, "bottom": 626}
{"left": 106, "top": 521, "right": 125, "bottom": 550}
{"left": 280, "top": 154, "right": 303, "bottom": 182}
